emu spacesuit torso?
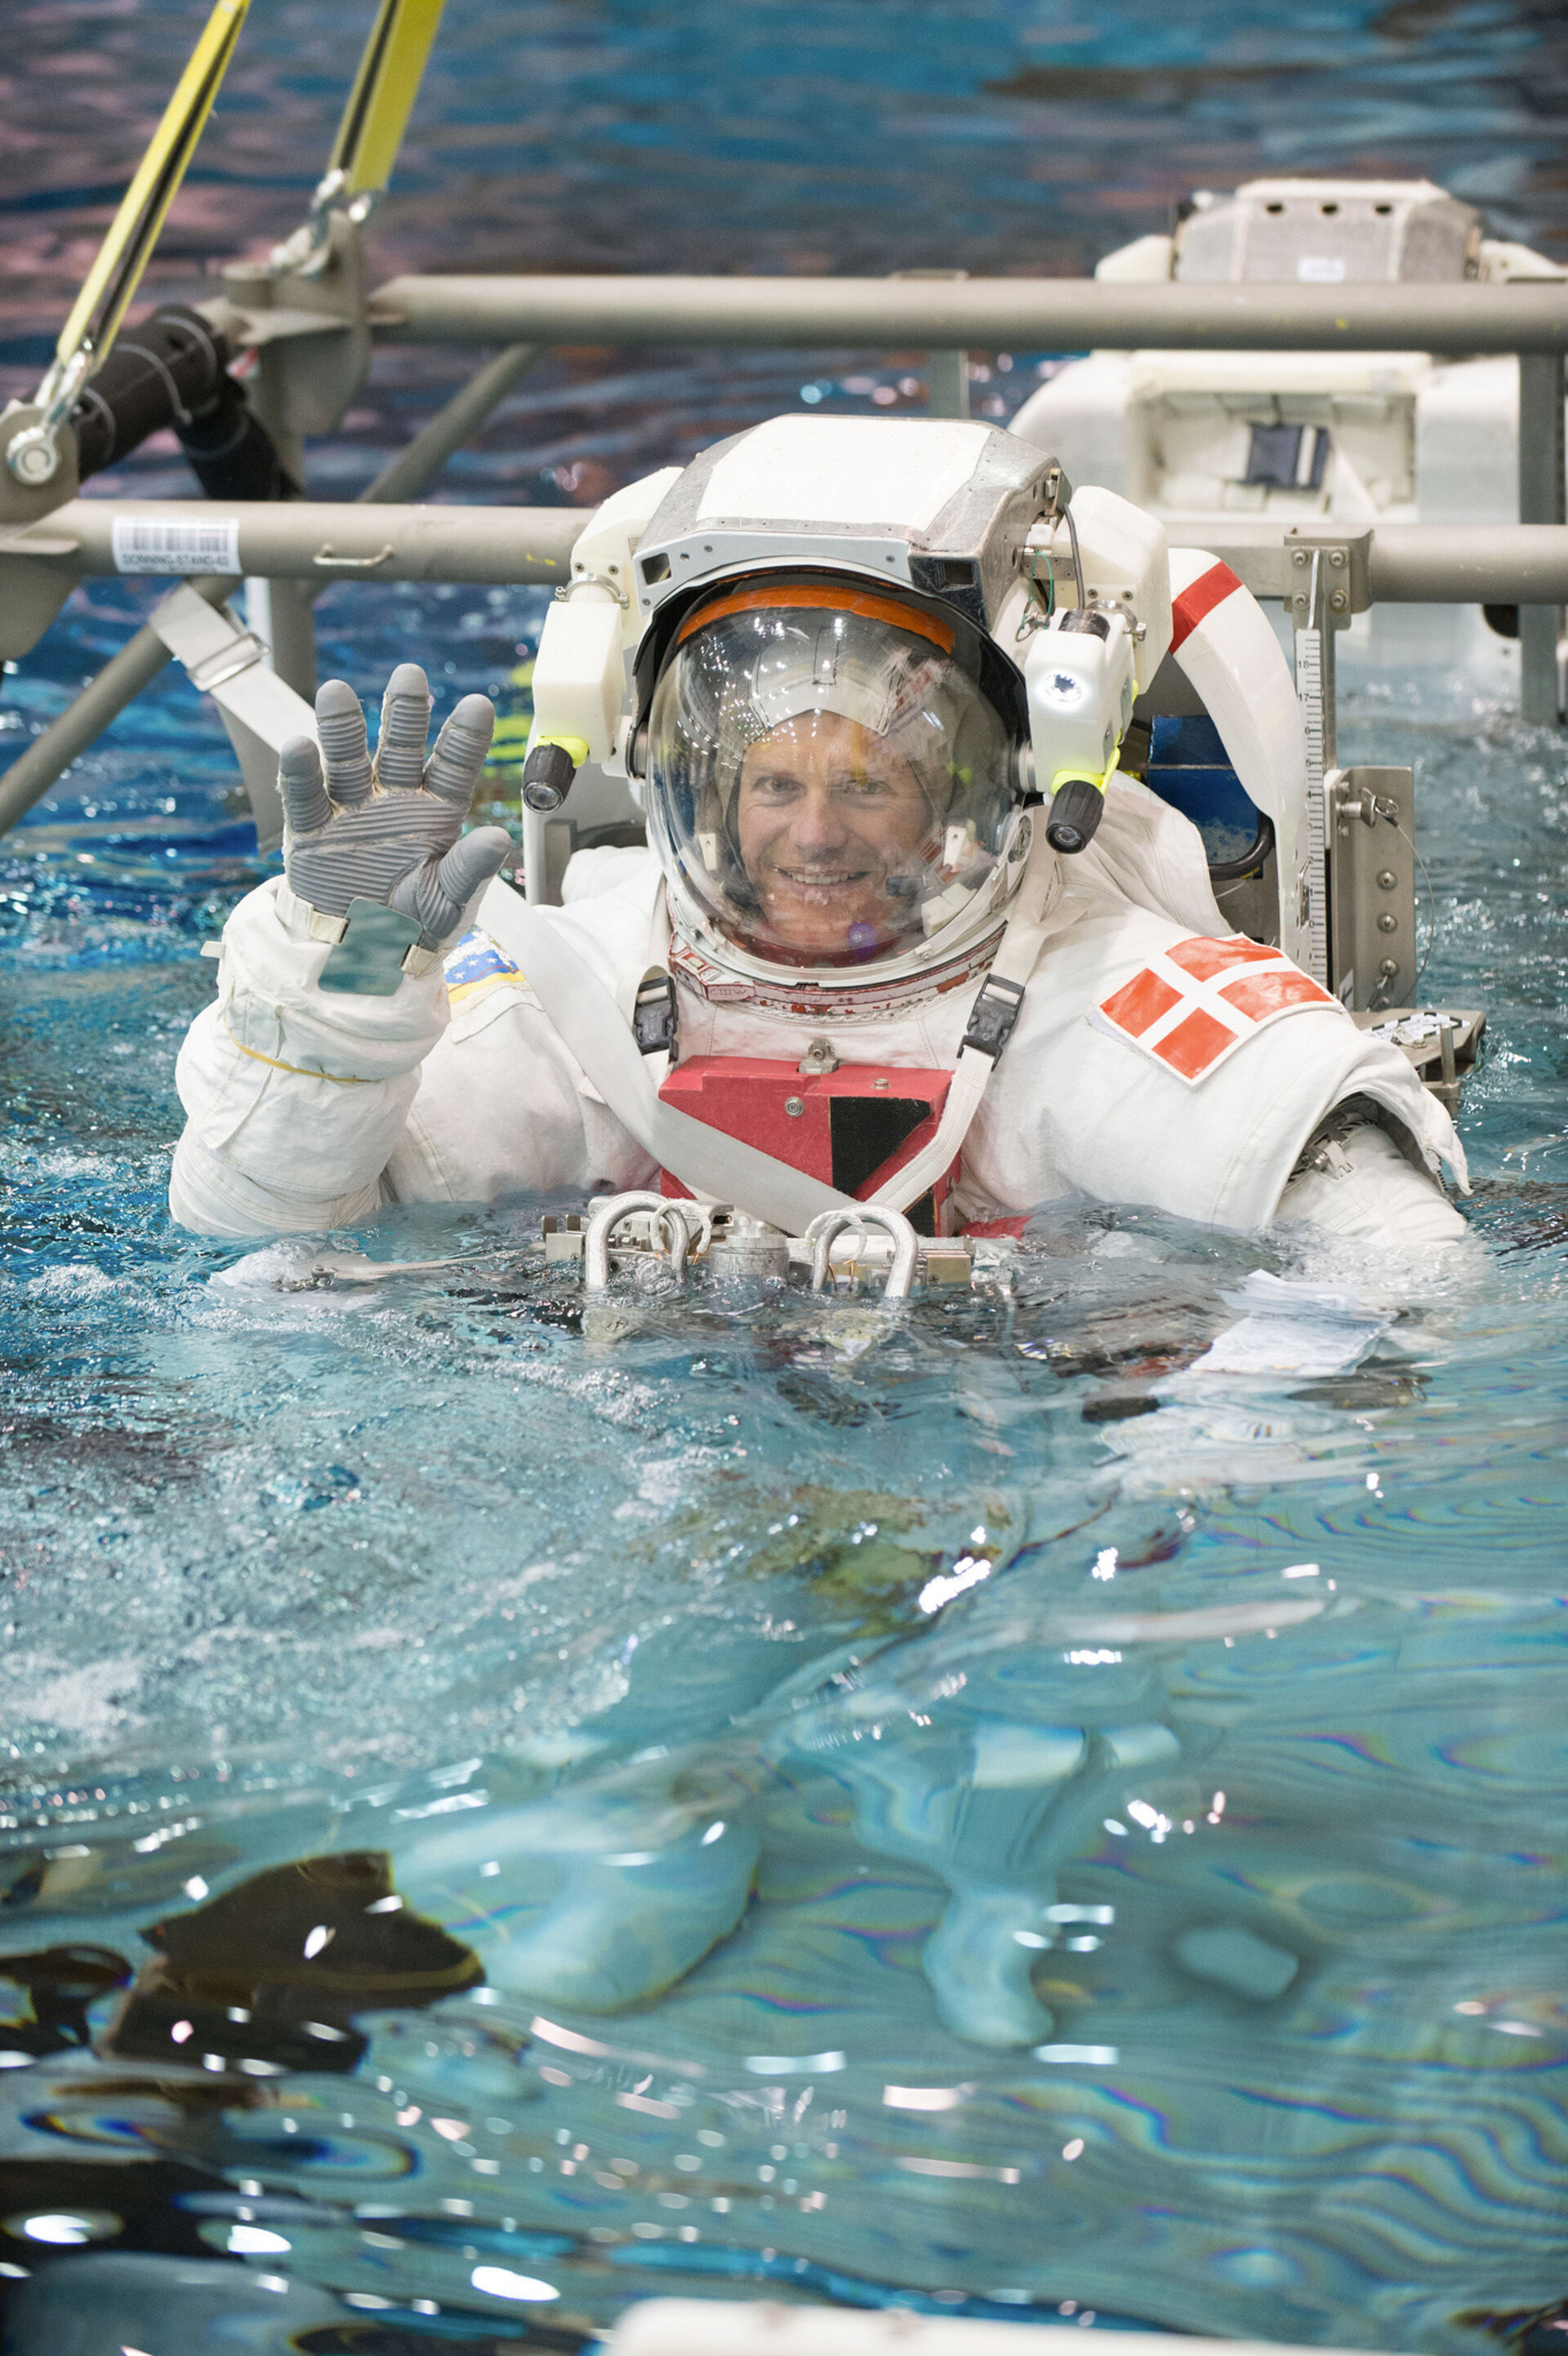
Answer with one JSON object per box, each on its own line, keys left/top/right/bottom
{"left": 167, "top": 417, "right": 1466, "bottom": 1249}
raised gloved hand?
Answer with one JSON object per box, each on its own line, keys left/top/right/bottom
{"left": 279, "top": 662, "right": 513, "bottom": 951}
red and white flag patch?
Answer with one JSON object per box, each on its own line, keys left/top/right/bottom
{"left": 1093, "top": 933, "right": 1336, "bottom": 1084}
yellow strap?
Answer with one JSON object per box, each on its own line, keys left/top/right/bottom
{"left": 56, "top": 0, "right": 250, "bottom": 371}
{"left": 223, "top": 1018, "right": 372, "bottom": 1087}
{"left": 331, "top": 0, "right": 446, "bottom": 196}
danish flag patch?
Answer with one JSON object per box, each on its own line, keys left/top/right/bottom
{"left": 1094, "top": 933, "right": 1336, "bottom": 1084}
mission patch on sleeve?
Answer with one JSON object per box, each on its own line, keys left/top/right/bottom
{"left": 1093, "top": 933, "right": 1337, "bottom": 1083}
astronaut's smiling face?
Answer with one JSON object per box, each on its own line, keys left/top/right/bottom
{"left": 733, "top": 711, "right": 933, "bottom": 961}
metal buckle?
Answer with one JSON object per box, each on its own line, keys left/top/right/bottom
{"left": 187, "top": 631, "right": 267, "bottom": 693}
{"left": 632, "top": 970, "right": 677, "bottom": 1056}
{"left": 960, "top": 972, "right": 1025, "bottom": 1061}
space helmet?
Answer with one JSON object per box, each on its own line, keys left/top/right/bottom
{"left": 642, "top": 574, "right": 1028, "bottom": 982}
{"left": 618, "top": 416, "right": 1131, "bottom": 999}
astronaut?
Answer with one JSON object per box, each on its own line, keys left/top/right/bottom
{"left": 169, "top": 414, "right": 1466, "bottom": 1247}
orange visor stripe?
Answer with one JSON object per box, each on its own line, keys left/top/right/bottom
{"left": 676, "top": 579, "right": 956, "bottom": 653}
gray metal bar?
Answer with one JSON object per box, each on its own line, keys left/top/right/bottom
{"left": 260, "top": 579, "right": 318, "bottom": 702}
{"left": 927, "top": 350, "right": 969, "bottom": 420}
{"left": 356, "top": 342, "right": 541, "bottom": 506}
{"left": 11, "top": 497, "right": 581, "bottom": 586}
{"left": 1517, "top": 351, "right": 1566, "bottom": 724}
{"left": 0, "top": 577, "right": 235, "bottom": 840}
{"left": 1371, "top": 522, "right": 1568, "bottom": 603}
{"left": 368, "top": 272, "right": 1568, "bottom": 356}
{"left": 0, "top": 348, "right": 554, "bottom": 840}
{"left": 1192, "top": 522, "right": 1568, "bottom": 605}
{"left": 15, "top": 504, "right": 1568, "bottom": 602}
{"left": 258, "top": 346, "right": 544, "bottom": 700}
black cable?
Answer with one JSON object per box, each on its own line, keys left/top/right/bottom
{"left": 1062, "top": 501, "right": 1087, "bottom": 612}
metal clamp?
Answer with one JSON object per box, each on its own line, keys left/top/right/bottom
{"left": 312, "top": 541, "right": 395, "bottom": 570}
{"left": 805, "top": 1205, "right": 921, "bottom": 1303}
{"left": 568, "top": 563, "right": 630, "bottom": 609}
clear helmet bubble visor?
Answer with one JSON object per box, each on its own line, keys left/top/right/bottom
{"left": 645, "top": 580, "right": 1022, "bottom": 973}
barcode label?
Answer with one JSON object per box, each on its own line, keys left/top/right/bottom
{"left": 112, "top": 514, "right": 242, "bottom": 576}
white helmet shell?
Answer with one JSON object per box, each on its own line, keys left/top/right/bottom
{"left": 630, "top": 416, "right": 1064, "bottom": 1001}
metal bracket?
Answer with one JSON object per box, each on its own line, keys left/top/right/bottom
{"left": 312, "top": 541, "right": 394, "bottom": 570}
{"left": 0, "top": 401, "right": 81, "bottom": 530}
{"left": 201, "top": 211, "right": 372, "bottom": 455}
{"left": 1282, "top": 528, "right": 1373, "bottom": 623}
{"left": 185, "top": 630, "right": 269, "bottom": 693}
{"left": 1326, "top": 764, "right": 1418, "bottom": 1012}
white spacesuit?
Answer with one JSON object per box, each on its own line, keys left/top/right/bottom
{"left": 169, "top": 415, "right": 1466, "bottom": 1249}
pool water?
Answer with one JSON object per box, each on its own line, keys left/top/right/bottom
{"left": 2, "top": 5, "right": 1568, "bottom": 2352}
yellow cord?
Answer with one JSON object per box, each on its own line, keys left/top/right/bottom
{"left": 332, "top": 0, "right": 446, "bottom": 196}
{"left": 56, "top": 0, "right": 250, "bottom": 370}
{"left": 223, "top": 1018, "right": 373, "bottom": 1087}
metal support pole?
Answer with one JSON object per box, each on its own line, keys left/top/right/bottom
{"left": 1517, "top": 350, "right": 1565, "bottom": 726}
{"left": 249, "top": 343, "right": 543, "bottom": 701}
{"left": 19, "top": 497, "right": 580, "bottom": 582}
{"left": 260, "top": 579, "right": 318, "bottom": 701}
{"left": 888, "top": 272, "right": 969, "bottom": 420}
{"left": 353, "top": 342, "right": 541, "bottom": 507}
{"left": 927, "top": 350, "right": 969, "bottom": 420}
{"left": 0, "top": 577, "right": 234, "bottom": 840}
{"left": 368, "top": 274, "right": 1568, "bottom": 355}
{"left": 0, "top": 345, "right": 544, "bottom": 841}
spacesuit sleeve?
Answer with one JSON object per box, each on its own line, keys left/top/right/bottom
{"left": 1272, "top": 1116, "right": 1469, "bottom": 1247}
{"left": 168, "top": 875, "right": 448, "bottom": 1236}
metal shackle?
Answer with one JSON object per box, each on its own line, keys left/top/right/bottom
{"left": 669, "top": 1197, "right": 720, "bottom": 1265}
{"left": 805, "top": 1205, "right": 921, "bottom": 1303}
{"left": 584, "top": 1191, "right": 702, "bottom": 1291}
{"left": 661, "top": 1196, "right": 718, "bottom": 1276}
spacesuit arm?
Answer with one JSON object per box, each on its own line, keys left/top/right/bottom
{"left": 1272, "top": 1107, "right": 1468, "bottom": 1248}
{"left": 169, "top": 874, "right": 452, "bottom": 1236}
{"left": 170, "top": 665, "right": 512, "bottom": 1237}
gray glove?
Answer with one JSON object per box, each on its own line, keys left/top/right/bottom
{"left": 280, "top": 662, "right": 512, "bottom": 950}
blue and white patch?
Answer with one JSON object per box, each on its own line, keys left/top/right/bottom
{"left": 443, "top": 929, "right": 526, "bottom": 1007}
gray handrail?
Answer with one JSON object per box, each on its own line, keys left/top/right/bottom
{"left": 368, "top": 272, "right": 1568, "bottom": 356}
{"left": 11, "top": 504, "right": 1568, "bottom": 602}
{"left": 1182, "top": 520, "right": 1568, "bottom": 604}
{"left": 0, "top": 497, "right": 580, "bottom": 587}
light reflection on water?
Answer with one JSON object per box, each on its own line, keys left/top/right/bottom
{"left": 2, "top": 2, "right": 1568, "bottom": 2349}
